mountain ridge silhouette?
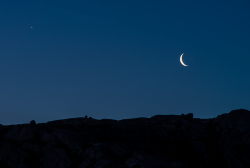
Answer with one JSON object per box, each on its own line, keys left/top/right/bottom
{"left": 0, "top": 109, "right": 249, "bottom": 168}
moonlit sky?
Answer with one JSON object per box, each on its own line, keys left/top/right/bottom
{"left": 0, "top": 0, "right": 250, "bottom": 124}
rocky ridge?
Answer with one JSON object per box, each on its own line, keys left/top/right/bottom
{"left": 0, "top": 109, "right": 250, "bottom": 168}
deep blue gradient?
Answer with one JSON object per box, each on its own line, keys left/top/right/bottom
{"left": 0, "top": 0, "right": 249, "bottom": 124}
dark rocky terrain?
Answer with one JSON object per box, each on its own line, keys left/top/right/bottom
{"left": 0, "top": 109, "right": 250, "bottom": 168}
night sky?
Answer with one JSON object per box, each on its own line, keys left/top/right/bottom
{"left": 0, "top": 0, "right": 249, "bottom": 124}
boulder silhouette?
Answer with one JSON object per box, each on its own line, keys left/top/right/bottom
{"left": 0, "top": 109, "right": 249, "bottom": 168}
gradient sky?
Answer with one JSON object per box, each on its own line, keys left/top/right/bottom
{"left": 0, "top": 0, "right": 249, "bottom": 124}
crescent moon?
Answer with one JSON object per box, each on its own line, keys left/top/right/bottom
{"left": 180, "top": 53, "right": 188, "bottom": 67}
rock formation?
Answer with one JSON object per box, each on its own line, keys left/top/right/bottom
{"left": 0, "top": 109, "right": 249, "bottom": 168}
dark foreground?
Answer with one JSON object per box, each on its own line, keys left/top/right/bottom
{"left": 0, "top": 109, "right": 250, "bottom": 168}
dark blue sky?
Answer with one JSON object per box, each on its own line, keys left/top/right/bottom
{"left": 0, "top": 0, "right": 249, "bottom": 124}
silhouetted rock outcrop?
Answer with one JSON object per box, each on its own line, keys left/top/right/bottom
{"left": 0, "top": 109, "right": 249, "bottom": 168}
